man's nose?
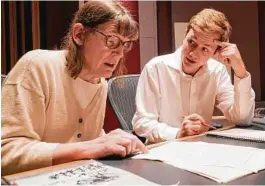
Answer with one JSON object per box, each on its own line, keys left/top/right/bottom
{"left": 188, "top": 46, "right": 199, "bottom": 59}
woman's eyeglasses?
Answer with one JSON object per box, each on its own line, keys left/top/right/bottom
{"left": 92, "top": 28, "right": 133, "bottom": 52}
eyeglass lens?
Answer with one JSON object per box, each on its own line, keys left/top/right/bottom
{"left": 106, "top": 35, "right": 133, "bottom": 52}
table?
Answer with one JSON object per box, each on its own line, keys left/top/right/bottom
{"left": 4, "top": 123, "right": 265, "bottom": 185}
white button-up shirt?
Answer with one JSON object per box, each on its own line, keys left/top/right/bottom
{"left": 132, "top": 47, "right": 255, "bottom": 142}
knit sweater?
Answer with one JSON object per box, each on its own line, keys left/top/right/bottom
{"left": 1, "top": 50, "right": 108, "bottom": 175}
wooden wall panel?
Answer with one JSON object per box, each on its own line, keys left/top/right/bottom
{"left": 32, "top": 1, "right": 40, "bottom": 49}
{"left": 157, "top": 1, "right": 173, "bottom": 55}
{"left": 1, "top": 1, "right": 7, "bottom": 74}
{"left": 9, "top": 2, "right": 18, "bottom": 69}
{"left": 20, "top": 2, "right": 26, "bottom": 55}
{"left": 258, "top": 2, "right": 265, "bottom": 100}
{"left": 41, "top": 1, "right": 78, "bottom": 49}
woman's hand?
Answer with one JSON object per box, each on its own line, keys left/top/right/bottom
{"left": 53, "top": 129, "right": 148, "bottom": 165}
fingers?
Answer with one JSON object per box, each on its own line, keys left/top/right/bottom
{"left": 214, "top": 40, "right": 230, "bottom": 47}
{"left": 214, "top": 41, "right": 240, "bottom": 65}
{"left": 184, "top": 113, "right": 205, "bottom": 124}
{"left": 183, "top": 120, "right": 201, "bottom": 135}
{"left": 116, "top": 138, "right": 132, "bottom": 155}
{"left": 106, "top": 129, "right": 148, "bottom": 155}
{"left": 104, "top": 143, "right": 127, "bottom": 157}
{"left": 181, "top": 113, "right": 208, "bottom": 137}
{"left": 119, "top": 131, "right": 148, "bottom": 154}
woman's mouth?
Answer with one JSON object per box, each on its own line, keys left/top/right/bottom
{"left": 104, "top": 62, "right": 116, "bottom": 72}
{"left": 104, "top": 62, "right": 115, "bottom": 68}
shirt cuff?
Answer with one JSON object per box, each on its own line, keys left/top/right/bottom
{"left": 163, "top": 127, "right": 180, "bottom": 141}
{"left": 234, "top": 72, "right": 252, "bottom": 93}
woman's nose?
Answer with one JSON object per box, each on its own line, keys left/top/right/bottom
{"left": 112, "top": 46, "right": 125, "bottom": 58}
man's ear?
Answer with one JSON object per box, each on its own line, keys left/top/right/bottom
{"left": 72, "top": 23, "right": 86, "bottom": 46}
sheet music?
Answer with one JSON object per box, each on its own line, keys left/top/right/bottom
{"left": 133, "top": 141, "right": 265, "bottom": 183}
{"left": 10, "top": 160, "right": 159, "bottom": 185}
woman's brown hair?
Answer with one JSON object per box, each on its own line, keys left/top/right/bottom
{"left": 61, "top": 1, "right": 138, "bottom": 79}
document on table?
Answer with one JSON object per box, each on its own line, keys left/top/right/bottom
{"left": 9, "top": 160, "right": 160, "bottom": 186}
{"left": 133, "top": 141, "right": 265, "bottom": 183}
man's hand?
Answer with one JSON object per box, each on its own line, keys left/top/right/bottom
{"left": 214, "top": 40, "right": 248, "bottom": 79}
{"left": 53, "top": 129, "right": 148, "bottom": 165}
{"left": 177, "top": 113, "right": 209, "bottom": 138}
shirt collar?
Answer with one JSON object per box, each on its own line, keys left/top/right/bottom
{"left": 165, "top": 46, "right": 183, "bottom": 72}
{"left": 165, "top": 45, "right": 211, "bottom": 76}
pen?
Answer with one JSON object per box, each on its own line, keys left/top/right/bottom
{"left": 200, "top": 122, "right": 217, "bottom": 130}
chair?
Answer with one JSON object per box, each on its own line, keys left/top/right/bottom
{"left": 255, "top": 101, "right": 265, "bottom": 109}
{"left": 108, "top": 74, "right": 140, "bottom": 130}
{"left": 1, "top": 74, "right": 7, "bottom": 87}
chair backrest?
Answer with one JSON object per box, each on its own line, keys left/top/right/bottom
{"left": 255, "top": 101, "right": 265, "bottom": 108}
{"left": 1, "top": 74, "right": 7, "bottom": 87}
{"left": 108, "top": 75, "right": 140, "bottom": 130}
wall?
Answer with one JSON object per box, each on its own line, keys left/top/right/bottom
{"left": 258, "top": 2, "right": 265, "bottom": 100}
{"left": 170, "top": 1, "right": 261, "bottom": 101}
{"left": 138, "top": 1, "right": 158, "bottom": 69}
{"left": 1, "top": 1, "right": 79, "bottom": 74}
{"left": 40, "top": 1, "right": 78, "bottom": 49}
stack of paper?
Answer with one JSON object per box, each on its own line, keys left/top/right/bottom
{"left": 133, "top": 141, "right": 265, "bottom": 183}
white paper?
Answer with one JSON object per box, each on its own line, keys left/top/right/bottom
{"left": 133, "top": 141, "right": 265, "bottom": 183}
{"left": 10, "top": 160, "right": 159, "bottom": 185}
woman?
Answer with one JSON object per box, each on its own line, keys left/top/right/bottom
{"left": 1, "top": 1, "right": 147, "bottom": 176}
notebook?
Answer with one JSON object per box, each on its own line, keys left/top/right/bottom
{"left": 207, "top": 128, "right": 265, "bottom": 142}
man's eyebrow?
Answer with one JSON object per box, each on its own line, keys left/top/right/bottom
{"left": 187, "top": 36, "right": 196, "bottom": 41}
{"left": 204, "top": 44, "right": 211, "bottom": 47}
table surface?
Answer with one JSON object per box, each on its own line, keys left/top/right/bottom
{"left": 4, "top": 122, "right": 265, "bottom": 185}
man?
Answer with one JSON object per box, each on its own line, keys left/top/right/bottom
{"left": 132, "top": 8, "right": 255, "bottom": 142}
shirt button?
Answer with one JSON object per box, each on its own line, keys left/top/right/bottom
{"left": 77, "top": 133, "right": 82, "bottom": 138}
{"left": 78, "top": 118, "right": 83, "bottom": 123}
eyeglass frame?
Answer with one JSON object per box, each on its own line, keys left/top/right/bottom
{"left": 91, "top": 27, "right": 134, "bottom": 52}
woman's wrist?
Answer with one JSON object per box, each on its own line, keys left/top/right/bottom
{"left": 52, "top": 143, "right": 84, "bottom": 165}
